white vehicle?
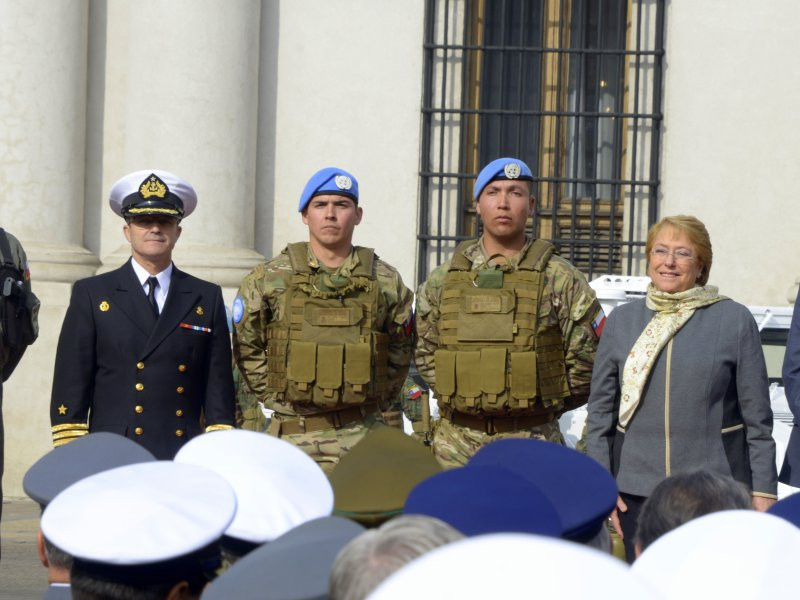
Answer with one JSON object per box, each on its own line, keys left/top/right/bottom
{"left": 558, "top": 276, "right": 797, "bottom": 498}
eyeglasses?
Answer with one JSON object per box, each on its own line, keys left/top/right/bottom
{"left": 650, "top": 247, "right": 695, "bottom": 263}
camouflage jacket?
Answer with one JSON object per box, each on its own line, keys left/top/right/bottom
{"left": 233, "top": 243, "right": 414, "bottom": 416}
{"left": 415, "top": 237, "right": 601, "bottom": 411}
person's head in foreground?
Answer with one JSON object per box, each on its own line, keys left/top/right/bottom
{"left": 41, "top": 461, "right": 235, "bottom": 600}
{"left": 634, "top": 469, "right": 752, "bottom": 555}
{"left": 632, "top": 510, "right": 800, "bottom": 599}
{"left": 329, "top": 515, "right": 463, "bottom": 600}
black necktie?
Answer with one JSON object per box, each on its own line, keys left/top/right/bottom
{"left": 146, "top": 276, "right": 159, "bottom": 318}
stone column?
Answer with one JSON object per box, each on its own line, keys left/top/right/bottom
{"left": 100, "top": 0, "right": 265, "bottom": 287}
{"left": 0, "top": 0, "right": 100, "bottom": 498}
{"left": 0, "top": 0, "right": 99, "bottom": 282}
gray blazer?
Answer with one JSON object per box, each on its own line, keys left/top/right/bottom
{"left": 586, "top": 298, "right": 777, "bottom": 497}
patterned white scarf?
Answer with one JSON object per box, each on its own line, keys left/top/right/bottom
{"left": 618, "top": 284, "right": 724, "bottom": 428}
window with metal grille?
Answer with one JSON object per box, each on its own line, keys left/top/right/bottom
{"left": 417, "top": 0, "right": 665, "bottom": 285}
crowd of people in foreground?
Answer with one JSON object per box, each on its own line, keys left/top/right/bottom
{"left": 24, "top": 426, "right": 800, "bottom": 600}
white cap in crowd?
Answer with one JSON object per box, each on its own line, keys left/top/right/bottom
{"left": 41, "top": 461, "right": 236, "bottom": 575}
{"left": 368, "top": 533, "right": 660, "bottom": 599}
{"left": 632, "top": 510, "right": 800, "bottom": 599}
{"left": 175, "top": 429, "right": 333, "bottom": 552}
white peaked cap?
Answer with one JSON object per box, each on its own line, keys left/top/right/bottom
{"left": 175, "top": 429, "right": 334, "bottom": 544}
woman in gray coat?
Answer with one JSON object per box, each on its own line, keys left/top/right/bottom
{"left": 586, "top": 215, "right": 777, "bottom": 562}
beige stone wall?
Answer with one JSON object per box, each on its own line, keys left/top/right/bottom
{"left": 0, "top": 0, "right": 425, "bottom": 497}
{"left": 660, "top": 0, "right": 800, "bottom": 305}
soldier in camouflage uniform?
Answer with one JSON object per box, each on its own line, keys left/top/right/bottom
{"left": 233, "top": 167, "right": 413, "bottom": 474}
{"left": 415, "top": 157, "right": 603, "bottom": 468}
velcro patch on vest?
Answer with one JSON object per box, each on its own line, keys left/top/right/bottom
{"left": 307, "top": 307, "right": 355, "bottom": 326}
{"left": 467, "top": 295, "right": 504, "bottom": 313}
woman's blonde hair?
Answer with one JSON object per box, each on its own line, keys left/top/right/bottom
{"left": 645, "top": 215, "right": 712, "bottom": 285}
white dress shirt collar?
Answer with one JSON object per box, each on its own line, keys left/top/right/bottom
{"left": 130, "top": 259, "right": 173, "bottom": 313}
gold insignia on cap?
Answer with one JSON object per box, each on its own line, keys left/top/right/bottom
{"left": 58, "top": 404, "right": 67, "bottom": 415}
{"left": 139, "top": 174, "right": 168, "bottom": 199}
{"left": 196, "top": 306, "right": 204, "bottom": 315}
{"left": 99, "top": 301, "right": 110, "bottom": 312}
{"left": 335, "top": 175, "right": 352, "bottom": 190}
{"left": 504, "top": 163, "right": 521, "bottom": 179}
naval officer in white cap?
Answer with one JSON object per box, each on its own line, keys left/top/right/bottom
{"left": 41, "top": 461, "right": 237, "bottom": 600}
{"left": 50, "top": 170, "right": 235, "bottom": 459}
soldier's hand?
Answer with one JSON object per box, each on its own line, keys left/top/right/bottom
{"left": 751, "top": 496, "right": 776, "bottom": 512}
{"left": 610, "top": 495, "right": 627, "bottom": 539}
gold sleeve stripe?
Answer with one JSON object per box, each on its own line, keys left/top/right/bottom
{"left": 752, "top": 491, "right": 779, "bottom": 500}
{"left": 53, "top": 430, "right": 89, "bottom": 442}
{"left": 205, "top": 424, "right": 234, "bottom": 433}
{"left": 51, "top": 423, "right": 89, "bottom": 434}
{"left": 52, "top": 431, "right": 88, "bottom": 447}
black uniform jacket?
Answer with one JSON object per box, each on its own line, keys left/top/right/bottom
{"left": 50, "top": 260, "right": 235, "bottom": 459}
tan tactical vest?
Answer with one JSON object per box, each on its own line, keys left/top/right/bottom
{"left": 264, "top": 243, "right": 389, "bottom": 409}
{"left": 433, "top": 239, "right": 570, "bottom": 416}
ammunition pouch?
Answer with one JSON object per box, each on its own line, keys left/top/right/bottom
{"left": 433, "top": 239, "right": 569, "bottom": 416}
{"left": 266, "top": 243, "right": 388, "bottom": 410}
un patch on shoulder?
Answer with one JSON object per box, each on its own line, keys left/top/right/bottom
{"left": 232, "top": 296, "right": 244, "bottom": 324}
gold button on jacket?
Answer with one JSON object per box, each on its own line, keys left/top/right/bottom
{"left": 135, "top": 383, "right": 144, "bottom": 391}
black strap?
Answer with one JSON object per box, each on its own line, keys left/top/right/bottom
{"left": 0, "top": 228, "right": 17, "bottom": 269}
{"left": 146, "top": 276, "right": 159, "bottom": 317}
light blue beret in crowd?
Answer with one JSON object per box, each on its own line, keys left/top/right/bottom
{"left": 175, "top": 429, "right": 333, "bottom": 556}
{"left": 202, "top": 516, "right": 365, "bottom": 600}
{"left": 109, "top": 169, "right": 197, "bottom": 219}
{"left": 767, "top": 492, "right": 800, "bottom": 528}
{"left": 41, "top": 461, "right": 236, "bottom": 582}
{"left": 298, "top": 167, "right": 359, "bottom": 211}
{"left": 369, "top": 533, "right": 658, "bottom": 600}
{"left": 404, "top": 464, "right": 563, "bottom": 538}
{"left": 473, "top": 157, "right": 533, "bottom": 199}
{"left": 469, "top": 439, "right": 618, "bottom": 542}
{"left": 23, "top": 432, "right": 156, "bottom": 508}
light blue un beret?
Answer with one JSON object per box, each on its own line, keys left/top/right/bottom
{"left": 473, "top": 157, "right": 534, "bottom": 200}
{"left": 298, "top": 167, "right": 359, "bottom": 212}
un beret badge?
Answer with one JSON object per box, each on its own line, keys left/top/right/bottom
{"left": 335, "top": 175, "right": 352, "bottom": 190}
{"left": 504, "top": 163, "right": 521, "bottom": 179}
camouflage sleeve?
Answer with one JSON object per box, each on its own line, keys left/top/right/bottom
{"left": 233, "top": 363, "right": 267, "bottom": 432}
{"left": 231, "top": 266, "right": 271, "bottom": 400}
{"left": 382, "top": 270, "right": 414, "bottom": 409}
{"left": 413, "top": 265, "right": 446, "bottom": 388}
{"left": 546, "top": 257, "right": 602, "bottom": 411}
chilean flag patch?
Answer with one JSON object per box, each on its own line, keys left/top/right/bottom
{"left": 591, "top": 309, "right": 606, "bottom": 337}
